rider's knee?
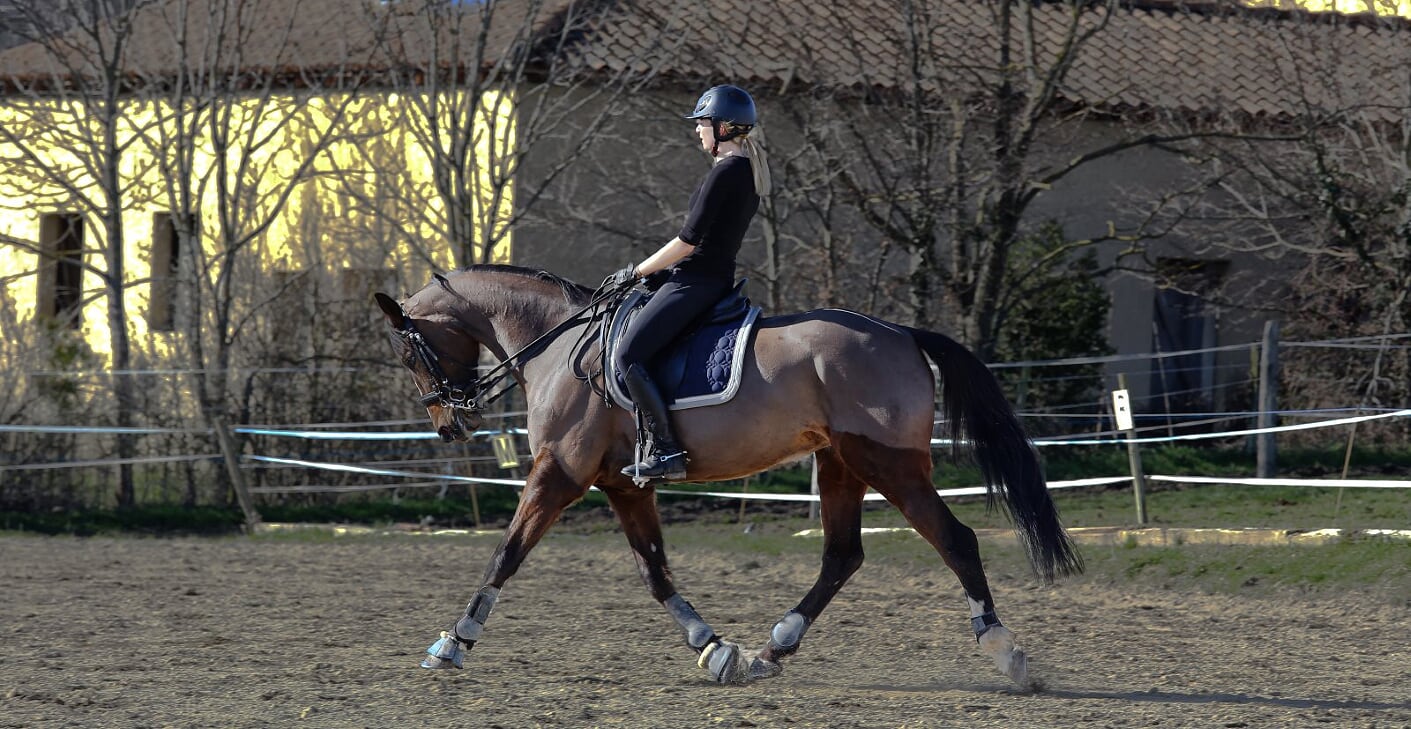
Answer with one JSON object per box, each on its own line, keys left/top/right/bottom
{"left": 613, "top": 350, "right": 636, "bottom": 376}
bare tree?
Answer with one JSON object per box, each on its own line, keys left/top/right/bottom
{"left": 1193, "top": 98, "right": 1411, "bottom": 422}
{"left": 0, "top": 0, "right": 163, "bottom": 507}
{"left": 128, "top": 0, "right": 377, "bottom": 519}
{"left": 1131, "top": 5, "right": 1411, "bottom": 433}
{"left": 732, "top": 0, "right": 1263, "bottom": 358}
{"left": 333, "top": 0, "right": 675, "bottom": 270}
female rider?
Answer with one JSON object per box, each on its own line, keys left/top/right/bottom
{"left": 607, "top": 84, "right": 770, "bottom": 482}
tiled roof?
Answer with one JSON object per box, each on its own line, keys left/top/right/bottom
{"left": 0, "top": 0, "right": 579, "bottom": 87}
{"left": 2, "top": 0, "right": 1407, "bottom": 121}
{"left": 577, "top": 0, "right": 1411, "bottom": 122}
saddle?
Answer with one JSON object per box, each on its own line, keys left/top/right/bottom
{"left": 604, "top": 279, "right": 761, "bottom": 410}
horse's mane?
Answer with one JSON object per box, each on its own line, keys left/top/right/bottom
{"left": 461, "top": 264, "right": 595, "bottom": 305}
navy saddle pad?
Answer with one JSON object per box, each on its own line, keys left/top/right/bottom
{"left": 605, "top": 280, "right": 761, "bottom": 411}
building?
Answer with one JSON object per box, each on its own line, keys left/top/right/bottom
{"left": 1, "top": 0, "right": 1407, "bottom": 418}
{"left": 0, "top": 0, "right": 528, "bottom": 362}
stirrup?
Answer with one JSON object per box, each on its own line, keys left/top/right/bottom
{"left": 622, "top": 449, "right": 688, "bottom": 485}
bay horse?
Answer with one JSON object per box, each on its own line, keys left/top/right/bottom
{"left": 374, "top": 264, "right": 1081, "bottom": 688}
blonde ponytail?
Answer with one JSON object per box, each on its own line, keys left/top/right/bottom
{"left": 738, "top": 132, "right": 772, "bottom": 198}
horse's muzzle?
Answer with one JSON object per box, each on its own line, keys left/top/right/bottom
{"left": 437, "top": 411, "right": 482, "bottom": 442}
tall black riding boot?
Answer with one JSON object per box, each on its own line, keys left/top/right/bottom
{"left": 621, "top": 364, "right": 689, "bottom": 481}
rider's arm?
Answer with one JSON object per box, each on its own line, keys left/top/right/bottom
{"left": 633, "top": 237, "right": 696, "bottom": 278}
{"left": 630, "top": 162, "right": 732, "bottom": 278}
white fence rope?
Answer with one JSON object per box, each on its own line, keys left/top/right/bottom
{"left": 1026, "top": 408, "right": 1411, "bottom": 446}
{"left": 7, "top": 333, "right": 1411, "bottom": 499}
{"left": 236, "top": 427, "right": 528, "bottom": 440}
{"left": 5, "top": 408, "right": 1409, "bottom": 483}
{"left": 245, "top": 455, "right": 527, "bottom": 487}
{"left": 237, "top": 453, "right": 1411, "bottom": 501}
{"left": 6, "top": 407, "right": 1406, "bottom": 447}
{"left": 1148, "top": 475, "right": 1411, "bottom": 490}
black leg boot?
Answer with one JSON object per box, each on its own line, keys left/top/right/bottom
{"left": 621, "top": 364, "right": 688, "bottom": 481}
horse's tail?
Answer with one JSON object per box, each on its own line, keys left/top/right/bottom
{"left": 906, "top": 326, "right": 1084, "bottom": 582}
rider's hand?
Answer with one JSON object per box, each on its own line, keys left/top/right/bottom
{"left": 643, "top": 269, "right": 670, "bottom": 292}
{"left": 607, "top": 265, "right": 639, "bottom": 290}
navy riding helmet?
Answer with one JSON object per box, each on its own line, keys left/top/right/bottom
{"left": 684, "top": 84, "right": 756, "bottom": 142}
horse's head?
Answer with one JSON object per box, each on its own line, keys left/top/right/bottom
{"left": 375, "top": 290, "right": 485, "bottom": 442}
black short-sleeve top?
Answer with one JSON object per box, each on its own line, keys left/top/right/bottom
{"left": 673, "top": 155, "right": 760, "bottom": 281}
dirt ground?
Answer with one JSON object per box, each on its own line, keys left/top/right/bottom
{"left": 2, "top": 528, "right": 1409, "bottom": 729}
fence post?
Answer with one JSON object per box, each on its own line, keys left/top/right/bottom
{"left": 1257, "top": 320, "right": 1280, "bottom": 478}
{"left": 1114, "top": 374, "right": 1148, "bottom": 525}
{"left": 212, "top": 413, "right": 261, "bottom": 533}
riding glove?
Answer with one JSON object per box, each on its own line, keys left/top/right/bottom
{"left": 607, "top": 265, "right": 639, "bottom": 290}
{"left": 643, "top": 269, "right": 670, "bottom": 292}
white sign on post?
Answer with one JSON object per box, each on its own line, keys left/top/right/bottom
{"left": 1111, "top": 389, "right": 1134, "bottom": 432}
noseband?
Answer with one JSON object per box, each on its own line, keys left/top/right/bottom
{"left": 401, "top": 321, "right": 488, "bottom": 413}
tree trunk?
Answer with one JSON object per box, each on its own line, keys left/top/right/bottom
{"left": 103, "top": 122, "right": 136, "bottom": 508}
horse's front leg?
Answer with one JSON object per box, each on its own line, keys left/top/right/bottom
{"left": 602, "top": 485, "right": 751, "bottom": 684}
{"left": 421, "top": 451, "right": 587, "bottom": 669}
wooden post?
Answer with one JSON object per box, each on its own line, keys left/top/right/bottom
{"left": 1115, "top": 374, "right": 1148, "bottom": 525}
{"left": 212, "top": 413, "right": 261, "bottom": 533}
{"left": 1256, "top": 320, "right": 1280, "bottom": 478}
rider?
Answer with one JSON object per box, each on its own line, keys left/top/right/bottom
{"left": 607, "top": 84, "right": 770, "bottom": 481}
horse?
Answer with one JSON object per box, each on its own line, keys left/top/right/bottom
{"left": 373, "top": 264, "right": 1082, "bottom": 688}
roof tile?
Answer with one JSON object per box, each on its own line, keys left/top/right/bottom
{"left": 2, "top": 0, "right": 1407, "bottom": 121}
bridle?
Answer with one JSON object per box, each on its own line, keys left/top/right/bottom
{"left": 400, "top": 320, "right": 491, "bottom": 414}
{"left": 395, "top": 277, "right": 630, "bottom": 416}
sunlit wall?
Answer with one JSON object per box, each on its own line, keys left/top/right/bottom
{"left": 0, "top": 89, "right": 515, "bottom": 358}
{"left": 1250, "top": 0, "right": 1411, "bottom": 16}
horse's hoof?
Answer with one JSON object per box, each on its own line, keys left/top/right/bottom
{"left": 977, "top": 626, "right": 1031, "bottom": 690}
{"left": 420, "top": 631, "right": 465, "bottom": 669}
{"left": 698, "top": 640, "right": 748, "bottom": 684}
{"left": 1001, "top": 647, "right": 1030, "bottom": 688}
{"left": 747, "top": 654, "right": 783, "bottom": 681}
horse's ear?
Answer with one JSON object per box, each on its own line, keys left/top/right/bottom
{"left": 373, "top": 292, "right": 406, "bottom": 329}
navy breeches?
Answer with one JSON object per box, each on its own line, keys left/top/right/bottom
{"left": 613, "top": 277, "right": 732, "bottom": 374}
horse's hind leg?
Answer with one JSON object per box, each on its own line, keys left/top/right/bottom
{"left": 839, "top": 435, "right": 1032, "bottom": 689}
{"left": 896, "top": 484, "right": 1031, "bottom": 687}
{"left": 603, "top": 485, "right": 749, "bottom": 684}
{"left": 750, "top": 446, "right": 867, "bottom": 680}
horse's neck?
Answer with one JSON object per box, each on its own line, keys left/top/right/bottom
{"left": 476, "top": 286, "right": 574, "bottom": 362}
